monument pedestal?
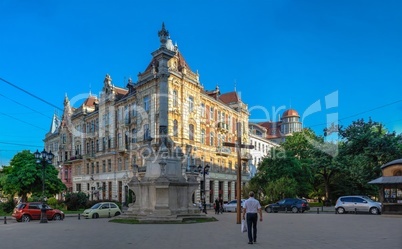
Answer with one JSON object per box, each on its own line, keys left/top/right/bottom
{"left": 119, "top": 151, "right": 205, "bottom": 222}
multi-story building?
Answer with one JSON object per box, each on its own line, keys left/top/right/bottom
{"left": 258, "top": 108, "right": 302, "bottom": 144}
{"left": 44, "top": 23, "right": 251, "bottom": 205}
{"left": 248, "top": 123, "right": 279, "bottom": 176}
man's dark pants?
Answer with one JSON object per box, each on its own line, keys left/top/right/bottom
{"left": 246, "top": 213, "right": 258, "bottom": 242}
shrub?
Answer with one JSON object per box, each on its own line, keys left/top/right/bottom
{"left": 64, "top": 192, "right": 88, "bottom": 211}
{"left": 1, "top": 198, "right": 15, "bottom": 213}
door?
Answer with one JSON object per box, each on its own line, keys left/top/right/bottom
{"left": 100, "top": 203, "right": 110, "bottom": 217}
{"left": 341, "top": 197, "right": 354, "bottom": 212}
{"left": 354, "top": 197, "right": 369, "bottom": 212}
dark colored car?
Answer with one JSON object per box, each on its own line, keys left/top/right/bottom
{"left": 12, "top": 202, "right": 65, "bottom": 222}
{"left": 265, "top": 198, "right": 310, "bottom": 213}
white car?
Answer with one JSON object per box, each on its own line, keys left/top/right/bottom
{"left": 223, "top": 199, "right": 245, "bottom": 212}
{"left": 82, "top": 202, "right": 122, "bottom": 219}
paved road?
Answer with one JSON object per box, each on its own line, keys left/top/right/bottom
{"left": 1, "top": 211, "right": 401, "bottom": 249}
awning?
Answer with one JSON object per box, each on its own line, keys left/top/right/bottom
{"left": 368, "top": 176, "right": 402, "bottom": 185}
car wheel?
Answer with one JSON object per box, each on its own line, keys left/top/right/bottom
{"left": 21, "top": 214, "right": 31, "bottom": 222}
{"left": 114, "top": 211, "right": 121, "bottom": 216}
{"left": 53, "top": 214, "right": 62, "bottom": 221}
{"left": 92, "top": 213, "right": 99, "bottom": 219}
{"left": 265, "top": 207, "right": 272, "bottom": 213}
{"left": 336, "top": 207, "right": 345, "bottom": 214}
{"left": 292, "top": 207, "right": 299, "bottom": 213}
{"left": 369, "top": 207, "right": 379, "bottom": 215}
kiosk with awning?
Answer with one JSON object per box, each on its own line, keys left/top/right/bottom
{"left": 369, "top": 159, "right": 402, "bottom": 215}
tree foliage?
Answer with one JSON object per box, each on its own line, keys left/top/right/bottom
{"left": 2, "top": 150, "right": 66, "bottom": 201}
{"left": 251, "top": 119, "right": 402, "bottom": 203}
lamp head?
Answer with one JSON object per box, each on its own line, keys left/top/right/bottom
{"left": 205, "top": 164, "right": 210, "bottom": 173}
{"left": 41, "top": 149, "right": 47, "bottom": 159}
{"left": 47, "top": 150, "right": 54, "bottom": 161}
{"left": 34, "top": 149, "right": 41, "bottom": 159}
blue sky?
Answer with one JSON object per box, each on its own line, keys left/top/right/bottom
{"left": 1, "top": 0, "right": 401, "bottom": 166}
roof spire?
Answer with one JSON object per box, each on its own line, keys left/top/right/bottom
{"left": 158, "top": 22, "right": 169, "bottom": 48}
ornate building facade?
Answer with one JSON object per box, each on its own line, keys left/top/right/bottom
{"left": 44, "top": 24, "right": 251, "bottom": 205}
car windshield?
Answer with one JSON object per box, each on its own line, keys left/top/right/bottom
{"left": 90, "top": 203, "right": 102, "bottom": 209}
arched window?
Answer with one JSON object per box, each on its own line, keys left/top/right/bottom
{"left": 173, "top": 120, "right": 178, "bottom": 137}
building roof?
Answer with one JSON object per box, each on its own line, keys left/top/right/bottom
{"left": 219, "top": 91, "right": 239, "bottom": 104}
{"left": 381, "top": 158, "right": 402, "bottom": 169}
{"left": 368, "top": 176, "right": 402, "bottom": 185}
{"left": 84, "top": 96, "right": 98, "bottom": 107}
{"left": 282, "top": 109, "right": 299, "bottom": 118}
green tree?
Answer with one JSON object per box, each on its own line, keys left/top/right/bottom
{"left": 336, "top": 119, "right": 402, "bottom": 197}
{"left": 2, "top": 150, "right": 66, "bottom": 201}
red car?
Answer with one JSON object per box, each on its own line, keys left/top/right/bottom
{"left": 12, "top": 202, "right": 65, "bottom": 222}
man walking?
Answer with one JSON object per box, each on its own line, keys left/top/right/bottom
{"left": 242, "top": 191, "right": 263, "bottom": 244}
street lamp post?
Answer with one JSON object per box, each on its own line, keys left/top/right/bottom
{"left": 34, "top": 149, "right": 54, "bottom": 224}
{"left": 197, "top": 164, "right": 210, "bottom": 214}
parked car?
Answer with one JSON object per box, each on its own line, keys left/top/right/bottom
{"left": 12, "top": 202, "right": 64, "bottom": 222}
{"left": 265, "top": 198, "right": 310, "bottom": 213}
{"left": 82, "top": 202, "right": 122, "bottom": 219}
{"left": 223, "top": 199, "right": 245, "bottom": 212}
{"left": 335, "top": 196, "right": 382, "bottom": 215}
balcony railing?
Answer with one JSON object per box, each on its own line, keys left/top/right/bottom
{"left": 216, "top": 146, "right": 231, "bottom": 156}
{"left": 217, "top": 122, "right": 229, "bottom": 132}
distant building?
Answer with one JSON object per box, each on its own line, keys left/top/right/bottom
{"left": 248, "top": 123, "right": 279, "bottom": 176}
{"left": 257, "top": 108, "right": 302, "bottom": 144}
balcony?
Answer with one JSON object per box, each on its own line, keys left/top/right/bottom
{"left": 241, "top": 152, "right": 252, "bottom": 160}
{"left": 84, "top": 153, "right": 96, "bottom": 161}
{"left": 217, "top": 122, "right": 229, "bottom": 132}
{"left": 216, "top": 146, "right": 231, "bottom": 156}
{"left": 68, "top": 155, "right": 83, "bottom": 162}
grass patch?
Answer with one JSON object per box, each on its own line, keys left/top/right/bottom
{"left": 109, "top": 216, "right": 218, "bottom": 224}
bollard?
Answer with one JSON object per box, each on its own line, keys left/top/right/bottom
{"left": 322, "top": 206, "right": 324, "bottom": 212}
{"left": 108, "top": 212, "right": 111, "bottom": 218}
{"left": 355, "top": 208, "right": 357, "bottom": 214}
{"left": 317, "top": 208, "right": 319, "bottom": 214}
{"left": 78, "top": 213, "right": 80, "bottom": 220}
{"left": 4, "top": 216, "right": 6, "bottom": 224}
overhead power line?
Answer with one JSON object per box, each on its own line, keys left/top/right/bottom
{"left": 0, "top": 93, "right": 51, "bottom": 119}
{"left": 0, "top": 77, "right": 62, "bottom": 111}
{"left": 0, "top": 112, "right": 47, "bottom": 131}
{"left": 0, "top": 141, "right": 42, "bottom": 148}
{"left": 309, "top": 99, "right": 402, "bottom": 129}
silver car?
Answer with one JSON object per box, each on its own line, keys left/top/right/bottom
{"left": 335, "top": 196, "right": 382, "bottom": 215}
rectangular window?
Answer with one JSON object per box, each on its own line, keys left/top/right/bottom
{"left": 173, "top": 90, "right": 178, "bottom": 107}
{"left": 189, "top": 96, "right": 194, "bottom": 113}
{"left": 76, "top": 184, "right": 81, "bottom": 192}
{"left": 201, "top": 103, "right": 205, "bottom": 117}
{"left": 108, "top": 159, "right": 112, "bottom": 172}
{"left": 144, "top": 95, "right": 150, "bottom": 112}
{"left": 144, "top": 124, "right": 150, "bottom": 141}
{"left": 102, "top": 160, "right": 106, "bottom": 173}
{"left": 96, "top": 162, "right": 99, "bottom": 174}
{"left": 118, "top": 158, "right": 122, "bottom": 171}
{"left": 210, "top": 107, "right": 214, "bottom": 120}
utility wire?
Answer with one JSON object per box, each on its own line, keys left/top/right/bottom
{"left": 0, "top": 141, "right": 42, "bottom": 148}
{"left": 0, "top": 77, "right": 62, "bottom": 111}
{"left": 0, "top": 112, "right": 47, "bottom": 131}
{"left": 0, "top": 93, "right": 51, "bottom": 119}
{"left": 308, "top": 99, "right": 402, "bottom": 129}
